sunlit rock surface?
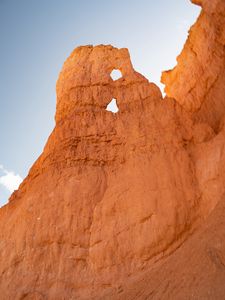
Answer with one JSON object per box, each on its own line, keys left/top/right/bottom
{"left": 162, "top": 0, "right": 225, "bottom": 131}
{"left": 0, "top": 0, "right": 225, "bottom": 299}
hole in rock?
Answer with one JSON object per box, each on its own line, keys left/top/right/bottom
{"left": 110, "top": 69, "right": 122, "bottom": 81}
{"left": 106, "top": 98, "right": 119, "bottom": 113}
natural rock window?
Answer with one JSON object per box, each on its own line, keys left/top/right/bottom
{"left": 110, "top": 69, "right": 122, "bottom": 81}
{"left": 106, "top": 98, "right": 119, "bottom": 113}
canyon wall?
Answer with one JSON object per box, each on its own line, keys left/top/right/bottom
{"left": 0, "top": 0, "right": 224, "bottom": 299}
{"left": 162, "top": 0, "right": 225, "bottom": 130}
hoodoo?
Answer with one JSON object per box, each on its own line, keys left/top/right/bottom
{"left": 0, "top": 0, "right": 225, "bottom": 299}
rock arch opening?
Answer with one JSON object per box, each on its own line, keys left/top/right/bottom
{"left": 106, "top": 98, "right": 119, "bottom": 113}
{"left": 110, "top": 69, "right": 122, "bottom": 81}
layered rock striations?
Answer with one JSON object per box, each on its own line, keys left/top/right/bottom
{"left": 0, "top": 0, "right": 225, "bottom": 299}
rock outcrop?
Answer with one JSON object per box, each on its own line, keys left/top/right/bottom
{"left": 162, "top": 0, "right": 225, "bottom": 131}
{"left": 0, "top": 0, "right": 225, "bottom": 299}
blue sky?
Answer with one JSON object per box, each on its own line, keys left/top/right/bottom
{"left": 0, "top": 0, "right": 200, "bottom": 206}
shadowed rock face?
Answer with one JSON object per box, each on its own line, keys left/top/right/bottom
{"left": 0, "top": 1, "right": 225, "bottom": 299}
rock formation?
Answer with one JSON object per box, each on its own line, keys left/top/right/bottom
{"left": 0, "top": 0, "right": 224, "bottom": 299}
{"left": 162, "top": 0, "right": 225, "bottom": 130}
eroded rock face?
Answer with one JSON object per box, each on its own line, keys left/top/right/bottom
{"left": 162, "top": 0, "right": 225, "bottom": 130}
{"left": 0, "top": 1, "right": 225, "bottom": 299}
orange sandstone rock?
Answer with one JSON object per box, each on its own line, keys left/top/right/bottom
{"left": 162, "top": 0, "right": 225, "bottom": 130}
{"left": 0, "top": 1, "right": 225, "bottom": 299}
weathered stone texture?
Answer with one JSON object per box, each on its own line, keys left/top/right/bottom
{"left": 0, "top": 1, "right": 225, "bottom": 299}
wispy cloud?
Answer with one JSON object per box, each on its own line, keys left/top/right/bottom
{"left": 0, "top": 164, "right": 23, "bottom": 193}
